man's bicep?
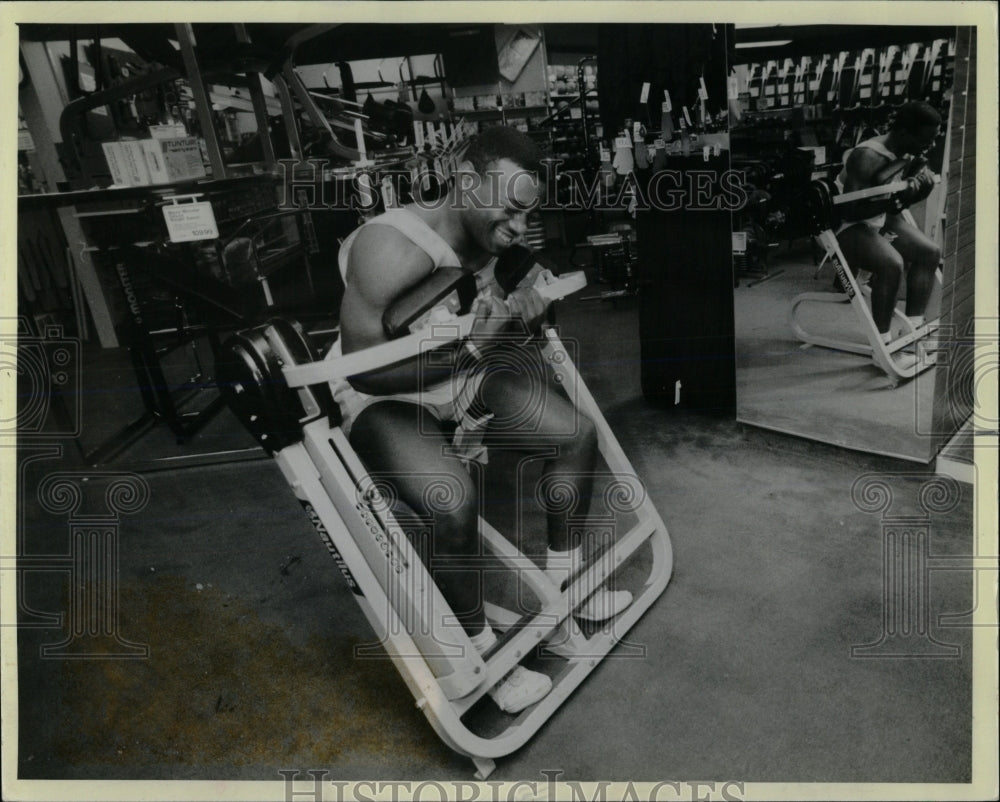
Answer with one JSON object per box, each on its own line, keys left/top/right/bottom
{"left": 339, "top": 225, "right": 434, "bottom": 352}
{"left": 843, "top": 149, "right": 885, "bottom": 192}
{"left": 345, "top": 225, "right": 430, "bottom": 310}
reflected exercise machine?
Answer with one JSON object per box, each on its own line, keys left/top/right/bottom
{"left": 791, "top": 164, "right": 943, "bottom": 385}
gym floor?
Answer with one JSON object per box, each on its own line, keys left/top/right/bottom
{"left": 14, "top": 248, "right": 975, "bottom": 787}
{"left": 734, "top": 240, "right": 941, "bottom": 463}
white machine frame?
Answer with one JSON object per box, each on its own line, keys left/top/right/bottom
{"left": 789, "top": 182, "right": 942, "bottom": 386}
{"left": 224, "top": 304, "right": 673, "bottom": 779}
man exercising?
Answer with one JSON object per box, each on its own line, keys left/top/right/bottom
{"left": 330, "top": 127, "right": 631, "bottom": 714}
{"left": 835, "top": 100, "right": 942, "bottom": 342}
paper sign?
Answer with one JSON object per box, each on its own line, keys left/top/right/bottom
{"left": 732, "top": 231, "right": 747, "bottom": 254}
{"left": 639, "top": 82, "right": 650, "bottom": 104}
{"left": 698, "top": 77, "right": 709, "bottom": 101}
{"left": 728, "top": 76, "right": 739, "bottom": 100}
{"left": 682, "top": 106, "right": 692, "bottom": 126}
{"left": 663, "top": 91, "right": 672, "bottom": 112}
{"left": 149, "top": 123, "right": 188, "bottom": 140}
{"left": 163, "top": 199, "right": 219, "bottom": 242}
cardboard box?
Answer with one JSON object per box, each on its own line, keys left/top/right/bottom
{"left": 101, "top": 142, "right": 130, "bottom": 186}
{"left": 120, "top": 140, "right": 152, "bottom": 186}
{"left": 141, "top": 137, "right": 206, "bottom": 184}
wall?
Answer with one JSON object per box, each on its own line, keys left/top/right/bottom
{"left": 930, "top": 26, "right": 976, "bottom": 452}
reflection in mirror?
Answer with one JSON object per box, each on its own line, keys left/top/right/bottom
{"left": 729, "top": 25, "right": 963, "bottom": 463}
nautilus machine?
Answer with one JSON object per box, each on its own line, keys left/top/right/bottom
{"left": 788, "top": 163, "right": 942, "bottom": 386}
{"left": 214, "top": 253, "right": 673, "bottom": 778}
{"left": 791, "top": 166, "right": 943, "bottom": 386}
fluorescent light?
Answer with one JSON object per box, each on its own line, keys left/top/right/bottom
{"left": 735, "top": 40, "right": 793, "bottom": 49}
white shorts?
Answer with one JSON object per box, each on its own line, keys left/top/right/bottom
{"left": 326, "top": 339, "right": 490, "bottom": 461}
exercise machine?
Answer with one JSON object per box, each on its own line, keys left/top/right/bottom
{"left": 790, "top": 174, "right": 942, "bottom": 386}
{"left": 215, "top": 268, "right": 672, "bottom": 778}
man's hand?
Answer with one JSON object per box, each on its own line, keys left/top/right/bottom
{"left": 903, "top": 167, "right": 937, "bottom": 204}
{"left": 505, "top": 286, "right": 549, "bottom": 332}
{"left": 469, "top": 294, "right": 513, "bottom": 347}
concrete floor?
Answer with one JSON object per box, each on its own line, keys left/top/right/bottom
{"left": 12, "top": 275, "right": 977, "bottom": 791}
{"left": 734, "top": 245, "right": 941, "bottom": 463}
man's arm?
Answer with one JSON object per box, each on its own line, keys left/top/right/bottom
{"left": 338, "top": 225, "right": 511, "bottom": 395}
{"left": 838, "top": 147, "right": 915, "bottom": 224}
{"left": 338, "top": 224, "right": 440, "bottom": 395}
{"left": 841, "top": 147, "right": 889, "bottom": 193}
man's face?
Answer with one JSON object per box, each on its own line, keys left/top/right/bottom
{"left": 899, "top": 123, "right": 940, "bottom": 157}
{"left": 461, "top": 158, "right": 541, "bottom": 255}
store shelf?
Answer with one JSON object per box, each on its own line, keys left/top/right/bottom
{"left": 460, "top": 105, "right": 551, "bottom": 120}
{"left": 18, "top": 173, "right": 277, "bottom": 211}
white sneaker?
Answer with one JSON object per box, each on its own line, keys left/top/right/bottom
{"left": 488, "top": 666, "right": 552, "bottom": 714}
{"left": 575, "top": 587, "right": 633, "bottom": 622}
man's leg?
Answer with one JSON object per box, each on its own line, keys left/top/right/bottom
{"left": 477, "top": 358, "right": 630, "bottom": 620}
{"left": 477, "top": 362, "right": 598, "bottom": 550}
{"left": 350, "top": 400, "right": 485, "bottom": 633}
{"left": 884, "top": 214, "right": 941, "bottom": 319}
{"left": 837, "top": 223, "right": 906, "bottom": 335}
{"left": 351, "top": 398, "right": 552, "bottom": 713}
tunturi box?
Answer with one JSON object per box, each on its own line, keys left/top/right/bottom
{"left": 141, "top": 137, "right": 206, "bottom": 184}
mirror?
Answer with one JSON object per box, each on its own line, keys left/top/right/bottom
{"left": 729, "top": 25, "right": 960, "bottom": 462}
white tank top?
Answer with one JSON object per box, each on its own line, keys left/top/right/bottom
{"left": 835, "top": 137, "right": 901, "bottom": 232}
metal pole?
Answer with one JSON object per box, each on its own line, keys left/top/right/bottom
{"left": 233, "top": 23, "right": 277, "bottom": 168}
{"left": 175, "top": 23, "right": 227, "bottom": 179}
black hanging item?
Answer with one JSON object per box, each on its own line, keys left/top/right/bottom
{"left": 418, "top": 87, "right": 436, "bottom": 115}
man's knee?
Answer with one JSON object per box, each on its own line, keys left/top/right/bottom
{"left": 568, "top": 412, "right": 598, "bottom": 459}
{"left": 873, "top": 249, "right": 904, "bottom": 285}
{"left": 425, "top": 476, "right": 480, "bottom": 556}
{"left": 918, "top": 240, "right": 941, "bottom": 267}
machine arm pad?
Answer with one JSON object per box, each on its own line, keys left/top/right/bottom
{"left": 382, "top": 268, "right": 478, "bottom": 339}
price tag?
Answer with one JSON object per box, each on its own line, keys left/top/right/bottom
{"left": 639, "top": 82, "right": 650, "bottom": 104}
{"left": 682, "top": 106, "right": 692, "bottom": 126}
{"left": 663, "top": 91, "right": 672, "bottom": 112}
{"left": 149, "top": 123, "right": 188, "bottom": 140}
{"left": 698, "top": 77, "right": 709, "bottom": 101}
{"left": 162, "top": 196, "right": 218, "bottom": 243}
